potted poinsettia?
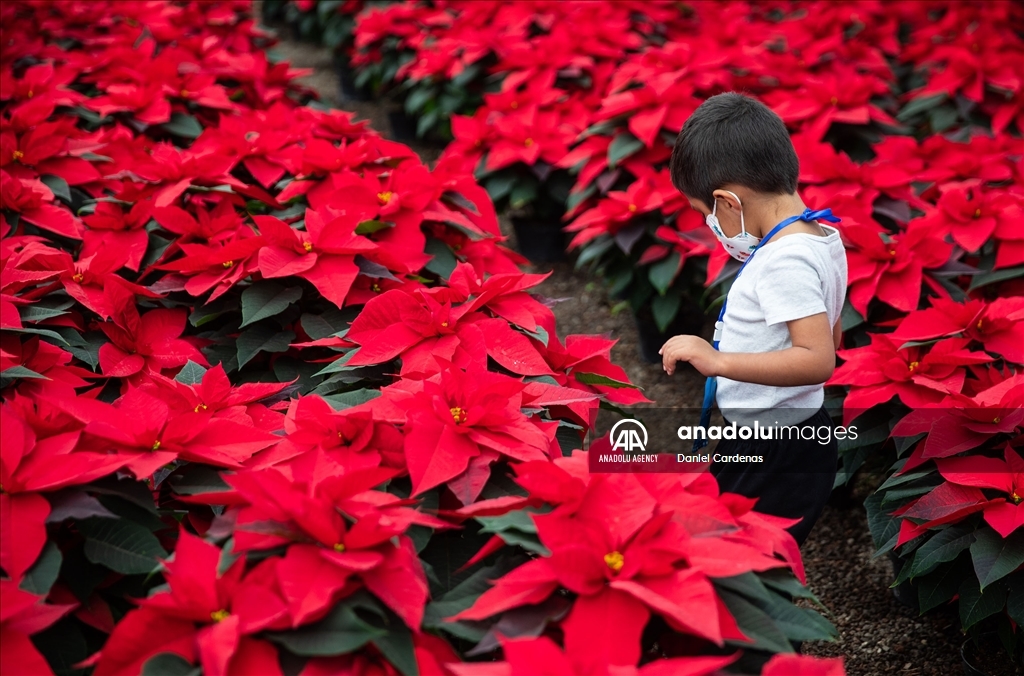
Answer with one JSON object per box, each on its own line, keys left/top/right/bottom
{"left": 349, "top": 1, "right": 436, "bottom": 138}
{"left": 422, "top": 2, "right": 687, "bottom": 264}
{"left": 337, "top": 0, "right": 504, "bottom": 124}
{"left": 443, "top": 88, "right": 581, "bottom": 263}
{"left": 567, "top": 169, "right": 718, "bottom": 362}
{"left": 444, "top": 445, "right": 840, "bottom": 674}
{"left": 383, "top": 1, "right": 503, "bottom": 143}
{"left": 282, "top": 0, "right": 323, "bottom": 43}
{"left": 317, "top": 0, "right": 373, "bottom": 102}
{"left": 863, "top": 377, "right": 1024, "bottom": 667}
{"left": 833, "top": 285, "right": 1024, "bottom": 668}
{"left": 557, "top": 50, "right": 720, "bottom": 361}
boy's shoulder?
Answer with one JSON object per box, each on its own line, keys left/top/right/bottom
{"left": 758, "top": 227, "right": 844, "bottom": 263}
{"left": 755, "top": 235, "right": 830, "bottom": 263}
{"left": 768, "top": 225, "right": 842, "bottom": 248}
{"left": 749, "top": 233, "right": 846, "bottom": 291}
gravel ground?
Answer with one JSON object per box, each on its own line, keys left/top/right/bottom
{"left": 267, "top": 23, "right": 1020, "bottom": 676}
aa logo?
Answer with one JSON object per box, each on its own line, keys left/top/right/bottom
{"left": 609, "top": 418, "right": 648, "bottom": 453}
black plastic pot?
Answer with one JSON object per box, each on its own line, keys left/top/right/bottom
{"left": 337, "top": 62, "right": 372, "bottom": 102}
{"left": 961, "top": 633, "right": 1000, "bottom": 676}
{"left": 633, "top": 301, "right": 705, "bottom": 365}
{"left": 826, "top": 480, "right": 856, "bottom": 509}
{"left": 261, "top": 1, "right": 287, "bottom": 23}
{"left": 961, "top": 642, "right": 988, "bottom": 676}
{"left": 510, "top": 216, "right": 568, "bottom": 264}
{"left": 387, "top": 109, "right": 418, "bottom": 142}
{"left": 887, "top": 552, "right": 919, "bottom": 609}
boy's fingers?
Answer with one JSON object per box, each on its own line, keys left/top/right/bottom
{"left": 662, "top": 347, "right": 678, "bottom": 374}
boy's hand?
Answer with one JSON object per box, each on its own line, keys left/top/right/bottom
{"left": 659, "top": 335, "right": 720, "bottom": 377}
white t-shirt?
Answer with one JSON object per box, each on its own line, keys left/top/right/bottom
{"left": 716, "top": 224, "right": 848, "bottom": 425}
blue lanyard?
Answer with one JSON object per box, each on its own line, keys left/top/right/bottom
{"left": 693, "top": 208, "right": 841, "bottom": 453}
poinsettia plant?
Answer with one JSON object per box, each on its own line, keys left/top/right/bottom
{"left": 278, "top": 0, "right": 346, "bottom": 45}
{"left": 346, "top": 1, "right": 425, "bottom": 103}
{"left": 359, "top": 1, "right": 497, "bottom": 141}
{"left": 852, "top": 314, "right": 1024, "bottom": 660}
{"left": 560, "top": 54, "right": 720, "bottom": 340}
{"left": 442, "top": 447, "right": 839, "bottom": 674}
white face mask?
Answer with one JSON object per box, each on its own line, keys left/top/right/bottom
{"left": 706, "top": 190, "right": 760, "bottom": 262}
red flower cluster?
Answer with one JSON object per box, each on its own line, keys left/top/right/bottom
{"left": 450, "top": 452, "right": 806, "bottom": 670}
{"left": 1, "top": 2, "right": 839, "bottom": 675}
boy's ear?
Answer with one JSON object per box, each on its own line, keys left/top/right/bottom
{"left": 711, "top": 189, "right": 743, "bottom": 212}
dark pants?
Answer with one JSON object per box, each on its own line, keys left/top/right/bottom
{"left": 709, "top": 405, "right": 838, "bottom": 546}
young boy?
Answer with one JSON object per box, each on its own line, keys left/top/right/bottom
{"left": 660, "top": 92, "right": 848, "bottom": 546}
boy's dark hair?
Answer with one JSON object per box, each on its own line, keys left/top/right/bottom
{"left": 669, "top": 92, "right": 799, "bottom": 207}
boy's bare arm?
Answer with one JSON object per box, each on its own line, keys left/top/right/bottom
{"left": 661, "top": 312, "right": 836, "bottom": 385}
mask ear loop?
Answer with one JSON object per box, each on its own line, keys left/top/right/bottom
{"left": 721, "top": 190, "right": 746, "bottom": 236}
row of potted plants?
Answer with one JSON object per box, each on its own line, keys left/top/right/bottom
{"left": 0, "top": 1, "right": 847, "bottom": 675}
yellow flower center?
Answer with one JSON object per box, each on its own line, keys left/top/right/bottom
{"left": 440, "top": 320, "right": 448, "bottom": 327}
{"left": 222, "top": 260, "right": 234, "bottom": 268}
{"left": 180, "top": 89, "right": 189, "bottom": 98}
{"left": 604, "top": 551, "right": 624, "bottom": 573}
{"left": 510, "top": 101, "right": 518, "bottom": 109}
{"left": 830, "top": 96, "right": 838, "bottom": 105}
{"left": 370, "top": 282, "right": 381, "bottom": 292}
{"left": 72, "top": 273, "right": 84, "bottom": 283}
{"left": 12, "top": 150, "right": 24, "bottom": 161}
{"left": 377, "top": 191, "right": 392, "bottom": 205}
{"left": 524, "top": 138, "right": 534, "bottom": 147}
{"left": 993, "top": 416, "right": 1002, "bottom": 424}
{"left": 194, "top": 403, "right": 208, "bottom": 412}
{"left": 333, "top": 542, "right": 346, "bottom": 552}
{"left": 908, "top": 361, "right": 919, "bottom": 372}
{"left": 1011, "top": 492, "right": 1022, "bottom": 504}
{"left": 27, "top": 89, "right": 34, "bottom": 98}
{"left": 450, "top": 406, "right": 467, "bottom": 424}
{"left": 976, "top": 318, "right": 983, "bottom": 329}
{"left": 627, "top": 203, "right": 637, "bottom": 213}
{"left": 973, "top": 208, "right": 981, "bottom": 218}
{"left": 210, "top": 609, "right": 229, "bottom": 622}
{"left": 889, "top": 249, "right": 897, "bottom": 256}
{"left": 303, "top": 241, "right": 313, "bottom": 252}
{"left": 151, "top": 440, "right": 162, "bottom": 450}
